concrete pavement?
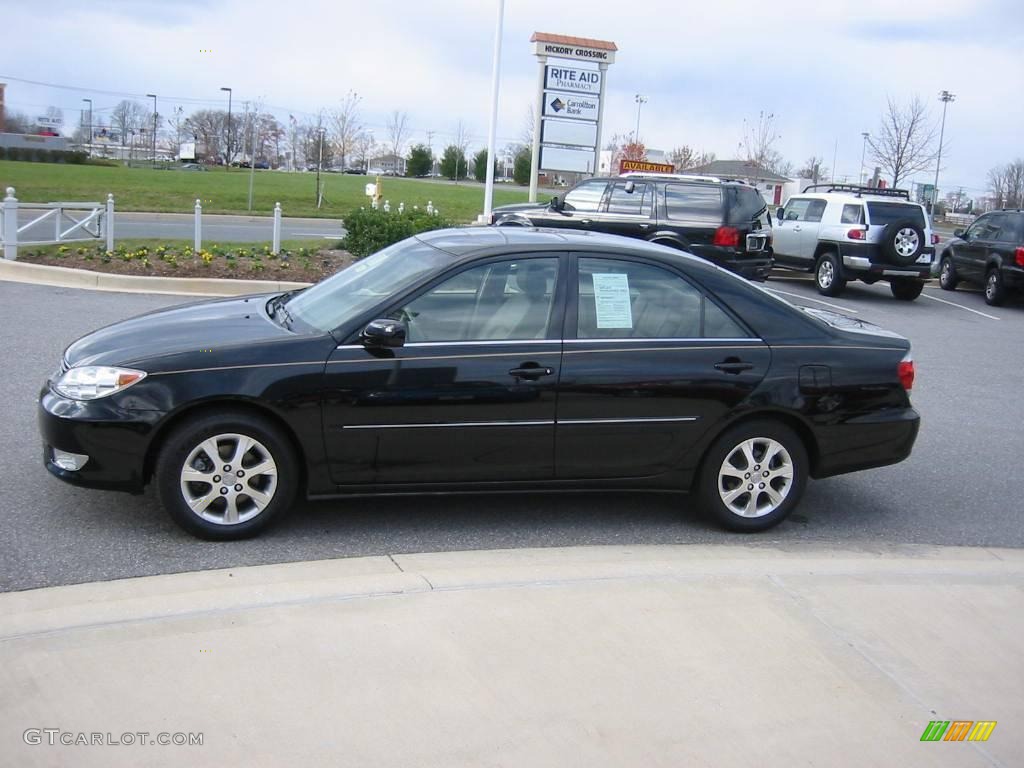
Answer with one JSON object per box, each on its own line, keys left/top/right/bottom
{"left": 2, "top": 544, "right": 1021, "bottom": 767}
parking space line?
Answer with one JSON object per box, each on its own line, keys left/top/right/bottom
{"left": 765, "top": 287, "right": 860, "bottom": 314}
{"left": 921, "top": 290, "right": 1000, "bottom": 320}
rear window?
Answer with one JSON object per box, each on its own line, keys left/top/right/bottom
{"left": 727, "top": 188, "right": 769, "bottom": 227}
{"left": 866, "top": 202, "right": 925, "bottom": 228}
{"left": 665, "top": 184, "right": 723, "bottom": 223}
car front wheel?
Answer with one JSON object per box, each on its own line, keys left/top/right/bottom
{"left": 156, "top": 411, "right": 298, "bottom": 540}
{"left": 697, "top": 420, "right": 808, "bottom": 532}
{"left": 939, "top": 256, "right": 959, "bottom": 290}
{"left": 815, "top": 252, "right": 845, "bottom": 297}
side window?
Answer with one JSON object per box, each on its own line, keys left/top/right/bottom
{"left": 563, "top": 181, "right": 608, "bottom": 213}
{"left": 783, "top": 199, "right": 811, "bottom": 221}
{"left": 804, "top": 200, "right": 827, "bottom": 223}
{"left": 967, "top": 215, "right": 997, "bottom": 241}
{"left": 577, "top": 258, "right": 746, "bottom": 339}
{"left": 664, "top": 184, "right": 723, "bottom": 223}
{"left": 606, "top": 182, "right": 651, "bottom": 215}
{"left": 393, "top": 258, "right": 558, "bottom": 342}
{"left": 840, "top": 204, "right": 864, "bottom": 224}
{"left": 1003, "top": 214, "right": 1024, "bottom": 243}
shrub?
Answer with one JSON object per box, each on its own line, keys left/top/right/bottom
{"left": 341, "top": 206, "right": 454, "bottom": 258}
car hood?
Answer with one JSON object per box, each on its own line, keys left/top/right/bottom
{"left": 64, "top": 294, "right": 293, "bottom": 368}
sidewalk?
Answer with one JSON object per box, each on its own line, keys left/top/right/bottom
{"left": 1, "top": 544, "right": 1021, "bottom": 767}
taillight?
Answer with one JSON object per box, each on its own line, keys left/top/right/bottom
{"left": 1016, "top": 247, "right": 1024, "bottom": 268}
{"left": 713, "top": 226, "right": 740, "bottom": 247}
{"left": 931, "top": 233, "right": 940, "bottom": 245}
{"left": 847, "top": 228, "right": 865, "bottom": 240}
{"left": 898, "top": 353, "right": 915, "bottom": 392}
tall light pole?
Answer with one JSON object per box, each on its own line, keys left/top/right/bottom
{"left": 220, "top": 86, "right": 232, "bottom": 167}
{"left": 82, "top": 98, "right": 92, "bottom": 154}
{"left": 860, "top": 131, "right": 869, "bottom": 185}
{"left": 316, "top": 126, "right": 325, "bottom": 208}
{"left": 634, "top": 94, "right": 647, "bottom": 142}
{"left": 932, "top": 90, "right": 955, "bottom": 222}
{"left": 146, "top": 93, "right": 157, "bottom": 167}
{"left": 481, "top": 0, "right": 505, "bottom": 223}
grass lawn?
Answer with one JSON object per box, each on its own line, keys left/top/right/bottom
{"left": 0, "top": 161, "right": 532, "bottom": 222}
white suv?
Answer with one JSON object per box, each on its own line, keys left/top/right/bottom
{"left": 771, "top": 185, "right": 937, "bottom": 300}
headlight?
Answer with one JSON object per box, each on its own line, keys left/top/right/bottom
{"left": 53, "top": 366, "right": 147, "bottom": 400}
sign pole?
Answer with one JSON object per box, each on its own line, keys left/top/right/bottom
{"left": 594, "top": 61, "right": 608, "bottom": 175}
{"left": 481, "top": 0, "right": 505, "bottom": 223}
{"left": 529, "top": 56, "right": 546, "bottom": 203}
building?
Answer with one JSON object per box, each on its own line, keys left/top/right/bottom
{"left": 367, "top": 153, "right": 406, "bottom": 175}
{"left": 688, "top": 159, "right": 792, "bottom": 205}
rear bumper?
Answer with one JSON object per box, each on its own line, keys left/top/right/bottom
{"left": 812, "top": 406, "right": 920, "bottom": 479}
{"left": 690, "top": 245, "right": 773, "bottom": 281}
{"left": 38, "top": 387, "right": 161, "bottom": 493}
{"left": 1001, "top": 265, "right": 1024, "bottom": 290}
{"left": 838, "top": 242, "right": 934, "bottom": 280}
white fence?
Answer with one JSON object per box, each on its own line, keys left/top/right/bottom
{"left": 1, "top": 187, "right": 113, "bottom": 260}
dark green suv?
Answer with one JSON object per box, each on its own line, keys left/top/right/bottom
{"left": 938, "top": 209, "right": 1024, "bottom": 306}
{"left": 490, "top": 174, "right": 774, "bottom": 281}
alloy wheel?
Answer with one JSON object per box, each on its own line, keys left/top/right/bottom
{"left": 717, "top": 437, "right": 794, "bottom": 518}
{"left": 179, "top": 433, "right": 278, "bottom": 525}
{"left": 895, "top": 228, "right": 920, "bottom": 258}
{"left": 817, "top": 260, "right": 834, "bottom": 288}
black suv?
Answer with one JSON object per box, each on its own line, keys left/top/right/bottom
{"left": 938, "top": 209, "right": 1024, "bottom": 306}
{"left": 490, "top": 175, "right": 773, "bottom": 280}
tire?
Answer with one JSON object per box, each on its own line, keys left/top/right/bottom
{"left": 880, "top": 220, "right": 925, "bottom": 266}
{"left": 815, "top": 252, "right": 845, "bottom": 297}
{"left": 889, "top": 279, "right": 924, "bottom": 301}
{"left": 938, "top": 255, "right": 959, "bottom": 290}
{"left": 156, "top": 410, "right": 299, "bottom": 540}
{"left": 984, "top": 268, "right": 1006, "bottom": 306}
{"left": 697, "top": 420, "right": 809, "bottom": 532}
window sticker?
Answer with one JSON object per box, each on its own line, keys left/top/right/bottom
{"left": 592, "top": 273, "right": 633, "bottom": 329}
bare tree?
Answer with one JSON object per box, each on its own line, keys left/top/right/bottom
{"left": 184, "top": 109, "right": 226, "bottom": 160}
{"left": 386, "top": 111, "right": 410, "bottom": 162}
{"left": 328, "top": 91, "right": 362, "bottom": 171}
{"left": 987, "top": 166, "right": 1007, "bottom": 208}
{"left": 167, "top": 106, "right": 188, "bottom": 153}
{"left": 867, "top": 97, "right": 940, "bottom": 187}
{"left": 453, "top": 120, "right": 471, "bottom": 153}
{"left": 797, "top": 156, "right": 829, "bottom": 183}
{"left": 520, "top": 103, "right": 536, "bottom": 147}
{"left": 352, "top": 131, "right": 377, "bottom": 170}
{"left": 669, "top": 145, "right": 715, "bottom": 171}
{"left": 1006, "top": 159, "right": 1024, "bottom": 208}
{"left": 111, "top": 100, "right": 148, "bottom": 146}
{"left": 738, "top": 111, "right": 788, "bottom": 175}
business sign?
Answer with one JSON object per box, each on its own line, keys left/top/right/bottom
{"left": 545, "top": 65, "right": 601, "bottom": 95}
{"left": 543, "top": 92, "right": 599, "bottom": 122}
{"left": 532, "top": 39, "right": 616, "bottom": 64}
{"left": 620, "top": 160, "right": 675, "bottom": 174}
{"left": 540, "top": 145, "right": 595, "bottom": 174}
{"left": 36, "top": 116, "right": 63, "bottom": 127}
{"left": 542, "top": 119, "right": 598, "bottom": 148}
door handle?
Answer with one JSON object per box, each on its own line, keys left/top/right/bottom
{"left": 714, "top": 359, "right": 754, "bottom": 374}
{"left": 792, "top": 225, "right": 802, "bottom": 232}
{"left": 579, "top": 219, "right": 593, "bottom": 226}
{"left": 638, "top": 223, "right": 651, "bottom": 231}
{"left": 509, "top": 365, "right": 554, "bottom": 380}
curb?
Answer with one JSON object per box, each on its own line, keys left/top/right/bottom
{"left": 0, "top": 258, "right": 313, "bottom": 297}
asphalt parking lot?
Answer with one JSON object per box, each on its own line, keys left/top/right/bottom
{"left": 1, "top": 275, "right": 1022, "bottom": 592}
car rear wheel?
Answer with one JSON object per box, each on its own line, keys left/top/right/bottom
{"left": 939, "top": 256, "right": 959, "bottom": 290}
{"left": 985, "top": 268, "right": 1006, "bottom": 306}
{"left": 815, "top": 252, "right": 845, "bottom": 297}
{"left": 889, "top": 279, "right": 924, "bottom": 301}
{"left": 697, "top": 420, "right": 808, "bottom": 532}
{"left": 156, "top": 411, "right": 298, "bottom": 540}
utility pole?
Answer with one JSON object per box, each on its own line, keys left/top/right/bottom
{"left": 480, "top": 0, "right": 505, "bottom": 223}
{"left": 932, "top": 90, "right": 955, "bottom": 223}
{"left": 633, "top": 94, "right": 647, "bottom": 142}
{"left": 248, "top": 116, "right": 257, "bottom": 211}
{"left": 82, "top": 99, "right": 92, "bottom": 155}
{"left": 860, "top": 132, "right": 869, "bottom": 185}
{"left": 316, "top": 126, "right": 325, "bottom": 208}
{"left": 220, "top": 86, "right": 232, "bottom": 167}
{"left": 146, "top": 93, "right": 157, "bottom": 167}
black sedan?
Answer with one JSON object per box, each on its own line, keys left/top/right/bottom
{"left": 38, "top": 228, "right": 920, "bottom": 539}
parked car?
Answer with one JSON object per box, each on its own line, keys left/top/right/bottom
{"left": 179, "top": 163, "right": 206, "bottom": 172}
{"left": 38, "top": 229, "right": 919, "bottom": 540}
{"left": 938, "top": 209, "right": 1024, "bottom": 305}
{"left": 490, "top": 174, "right": 773, "bottom": 281}
{"left": 254, "top": 160, "right": 270, "bottom": 170}
{"left": 344, "top": 167, "right": 367, "bottom": 175}
{"left": 772, "top": 185, "right": 938, "bottom": 300}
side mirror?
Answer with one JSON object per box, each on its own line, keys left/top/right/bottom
{"left": 776, "top": 208, "right": 785, "bottom": 222}
{"left": 953, "top": 228, "right": 965, "bottom": 238}
{"left": 623, "top": 181, "right": 636, "bottom": 194}
{"left": 362, "top": 319, "right": 406, "bottom": 348}
{"left": 549, "top": 195, "right": 564, "bottom": 212}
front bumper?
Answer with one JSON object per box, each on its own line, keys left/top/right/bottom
{"left": 38, "top": 386, "right": 163, "bottom": 493}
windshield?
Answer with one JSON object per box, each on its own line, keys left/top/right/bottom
{"left": 283, "top": 237, "right": 454, "bottom": 332}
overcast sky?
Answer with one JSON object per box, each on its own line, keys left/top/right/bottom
{"left": 5, "top": 0, "right": 1022, "bottom": 196}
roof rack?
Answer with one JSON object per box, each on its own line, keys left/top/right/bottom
{"left": 803, "top": 183, "right": 910, "bottom": 200}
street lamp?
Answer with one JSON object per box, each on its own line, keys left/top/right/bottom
{"left": 481, "top": 0, "right": 505, "bottom": 223}
{"left": 634, "top": 94, "right": 647, "bottom": 142}
{"left": 146, "top": 93, "right": 157, "bottom": 167}
{"left": 82, "top": 98, "right": 92, "bottom": 153}
{"left": 932, "top": 90, "right": 956, "bottom": 222}
{"left": 220, "top": 86, "right": 232, "bottom": 167}
{"left": 860, "top": 132, "right": 870, "bottom": 185}
{"left": 316, "top": 126, "right": 326, "bottom": 208}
